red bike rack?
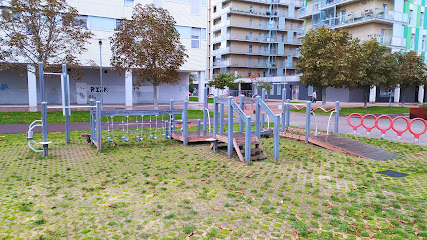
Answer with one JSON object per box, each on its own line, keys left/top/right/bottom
{"left": 347, "top": 113, "right": 363, "bottom": 134}
{"left": 375, "top": 115, "right": 393, "bottom": 138}
{"left": 408, "top": 118, "right": 427, "bottom": 143}
{"left": 361, "top": 114, "right": 377, "bottom": 135}
{"left": 244, "top": 94, "right": 258, "bottom": 110}
{"left": 391, "top": 116, "right": 410, "bottom": 140}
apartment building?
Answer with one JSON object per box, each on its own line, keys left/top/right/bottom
{"left": 298, "top": 0, "right": 426, "bottom": 103}
{"left": 0, "top": 0, "right": 207, "bottom": 106}
{"left": 208, "top": 0, "right": 312, "bottom": 100}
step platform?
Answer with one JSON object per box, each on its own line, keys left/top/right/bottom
{"left": 215, "top": 132, "right": 268, "bottom": 162}
{"left": 171, "top": 131, "right": 213, "bottom": 143}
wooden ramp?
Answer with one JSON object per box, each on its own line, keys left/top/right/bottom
{"left": 171, "top": 131, "right": 213, "bottom": 143}
{"left": 215, "top": 132, "right": 268, "bottom": 162}
{"left": 278, "top": 131, "right": 403, "bottom": 160}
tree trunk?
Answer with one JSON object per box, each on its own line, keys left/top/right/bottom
{"left": 363, "top": 88, "right": 368, "bottom": 109}
{"left": 322, "top": 88, "right": 327, "bottom": 108}
{"left": 153, "top": 85, "right": 158, "bottom": 110}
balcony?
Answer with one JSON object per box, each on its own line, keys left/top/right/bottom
{"left": 355, "top": 34, "right": 407, "bottom": 49}
{"left": 312, "top": 9, "right": 409, "bottom": 29}
{"left": 221, "top": 0, "right": 305, "bottom": 8}
{"left": 319, "top": 0, "right": 360, "bottom": 11}
{"left": 216, "top": 34, "right": 302, "bottom": 44}
{"left": 229, "top": 7, "right": 281, "bottom": 18}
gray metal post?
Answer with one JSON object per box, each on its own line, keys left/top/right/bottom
{"left": 170, "top": 100, "right": 175, "bottom": 133}
{"left": 245, "top": 116, "right": 251, "bottom": 165}
{"left": 41, "top": 102, "right": 48, "bottom": 157}
{"left": 239, "top": 95, "right": 244, "bottom": 132}
{"left": 38, "top": 62, "right": 45, "bottom": 102}
{"left": 219, "top": 103, "right": 224, "bottom": 133}
{"left": 286, "top": 99, "right": 290, "bottom": 128}
{"left": 261, "top": 89, "right": 266, "bottom": 129}
{"left": 255, "top": 96, "right": 261, "bottom": 139}
{"left": 213, "top": 97, "right": 218, "bottom": 151}
{"left": 203, "top": 88, "right": 208, "bottom": 131}
{"left": 183, "top": 101, "right": 188, "bottom": 145}
{"left": 254, "top": 85, "right": 258, "bottom": 95}
{"left": 305, "top": 101, "right": 311, "bottom": 144}
{"left": 197, "top": 119, "right": 201, "bottom": 132}
{"left": 96, "top": 101, "right": 102, "bottom": 152}
{"left": 274, "top": 114, "right": 280, "bottom": 161}
{"left": 99, "top": 41, "right": 104, "bottom": 109}
{"left": 227, "top": 96, "right": 233, "bottom": 158}
{"left": 281, "top": 88, "right": 286, "bottom": 131}
{"left": 334, "top": 101, "right": 340, "bottom": 134}
{"left": 90, "top": 99, "right": 95, "bottom": 140}
{"left": 62, "top": 64, "right": 70, "bottom": 144}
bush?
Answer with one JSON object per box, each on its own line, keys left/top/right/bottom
{"left": 420, "top": 103, "right": 427, "bottom": 109}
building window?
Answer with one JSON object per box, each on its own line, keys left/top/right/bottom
{"left": 422, "top": 35, "right": 426, "bottom": 50}
{"left": 249, "top": 19, "right": 253, "bottom": 27}
{"left": 289, "top": 47, "right": 293, "bottom": 55}
{"left": 264, "top": 33, "right": 268, "bottom": 41}
{"left": 277, "top": 84, "right": 281, "bottom": 95}
{"left": 421, "top": 12, "right": 424, "bottom": 27}
{"left": 280, "top": 59, "right": 284, "bottom": 67}
{"left": 248, "top": 57, "right": 252, "bottom": 66}
{"left": 248, "top": 32, "right": 252, "bottom": 40}
{"left": 191, "top": 27, "right": 201, "bottom": 48}
{"left": 176, "top": 25, "right": 191, "bottom": 38}
{"left": 409, "top": 10, "right": 414, "bottom": 25}
{"left": 124, "top": 0, "right": 134, "bottom": 7}
{"left": 263, "top": 59, "right": 266, "bottom": 66}
{"left": 308, "top": 85, "right": 313, "bottom": 96}
{"left": 258, "top": 46, "right": 261, "bottom": 53}
{"left": 73, "top": 15, "right": 88, "bottom": 28}
{"left": 264, "top": 46, "right": 267, "bottom": 53}
{"left": 281, "top": 34, "right": 285, "bottom": 42}
{"left": 249, "top": 5, "right": 253, "bottom": 13}
{"left": 270, "top": 85, "right": 274, "bottom": 95}
{"left": 259, "top": 7, "right": 263, "bottom": 14}
{"left": 249, "top": 45, "right": 253, "bottom": 53}
{"left": 263, "top": 71, "right": 266, "bottom": 77}
{"left": 116, "top": 19, "right": 123, "bottom": 30}
{"left": 89, "top": 16, "right": 116, "bottom": 31}
{"left": 258, "top": 33, "right": 262, "bottom": 40}
{"left": 259, "top": 20, "right": 262, "bottom": 28}
{"left": 411, "top": 34, "right": 415, "bottom": 49}
{"left": 264, "top": 20, "right": 268, "bottom": 29}
{"left": 248, "top": 71, "right": 252, "bottom": 77}
{"left": 258, "top": 58, "right": 261, "bottom": 66}
{"left": 290, "top": 22, "right": 294, "bottom": 30}
{"left": 282, "top": 9, "right": 286, "bottom": 17}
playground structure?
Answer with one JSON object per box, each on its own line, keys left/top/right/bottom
{"left": 348, "top": 113, "right": 427, "bottom": 142}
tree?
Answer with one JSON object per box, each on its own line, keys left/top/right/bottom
{"left": 0, "top": 0, "right": 93, "bottom": 73}
{"left": 393, "top": 51, "right": 427, "bottom": 106}
{"left": 207, "top": 73, "right": 241, "bottom": 94}
{"left": 296, "top": 27, "right": 355, "bottom": 107}
{"left": 346, "top": 38, "right": 398, "bottom": 108}
{"left": 110, "top": 4, "right": 187, "bottom": 109}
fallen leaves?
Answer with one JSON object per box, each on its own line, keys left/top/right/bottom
{"left": 386, "top": 220, "right": 396, "bottom": 228}
{"left": 293, "top": 231, "right": 299, "bottom": 240}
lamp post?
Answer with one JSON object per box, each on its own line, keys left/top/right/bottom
{"left": 99, "top": 40, "right": 103, "bottom": 109}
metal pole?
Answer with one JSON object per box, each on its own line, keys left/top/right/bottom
{"left": 165, "top": 120, "right": 169, "bottom": 137}
{"left": 183, "top": 101, "right": 188, "bottom": 145}
{"left": 41, "top": 102, "right": 48, "bottom": 157}
{"left": 239, "top": 95, "right": 244, "bottom": 132}
{"left": 213, "top": 96, "right": 218, "bottom": 152}
{"left": 96, "top": 101, "right": 102, "bottom": 152}
{"left": 197, "top": 119, "right": 201, "bottom": 132}
{"left": 220, "top": 103, "right": 224, "bottom": 133}
{"left": 62, "top": 64, "right": 70, "bottom": 144}
{"left": 305, "top": 101, "right": 311, "bottom": 144}
{"left": 334, "top": 101, "right": 340, "bottom": 134}
{"left": 286, "top": 99, "right": 290, "bottom": 128}
{"left": 203, "top": 88, "right": 208, "bottom": 131}
{"left": 170, "top": 99, "right": 175, "bottom": 133}
{"left": 227, "top": 96, "right": 233, "bottom": 158}
{"left": 281, "top": 88, "right": 286, "bottom": 131}
{"left": 90, "top": 99, "right": 95, "bottom": 141}
{"left": 99, "top": 41, "right": 103, "bottom": 109}
{"left": 245, "top": 116, "right": 251, "bottom": 165}
{"left": 261, "top": 89, "right": 266, "bottom": 130}
{"left": 255, "top": 96, "right": 261, "bottom": 139}
{"left": 38, "top": 62, "right": 45, "bottom": 103}
{"left": 274, "top": 114, "right": 280, "bottom": 161}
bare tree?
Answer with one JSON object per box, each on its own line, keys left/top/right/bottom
{"left": 110, "top": 4, "right": 187, "bottom": 109}
{"left": 0, "top": 0, "right": 93, "bottom": 74}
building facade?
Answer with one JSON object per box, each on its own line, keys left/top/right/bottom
{"left": 298, "top": 0, "right": 426, "bottom": 103}
{"left": 0, "top": 0, "right": 208, "bottom": 107}
{"left": 207, "top": 0, "right": 313, "bottom": 100}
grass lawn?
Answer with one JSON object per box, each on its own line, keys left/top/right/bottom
{"left": 0, "top": 110, "right": 211, "bottom": 125}
{"left": 291, "top": 106, "right": 410, "bottom": 116}
{"left": 0, "top": 129, "right": 426, "bottom": 239}
{"left": 189, "top": 97, "right": 213, "bottom": 103}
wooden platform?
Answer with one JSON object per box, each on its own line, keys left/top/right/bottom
{"left": 278, "top": 131, "right": 403, "bottom": 160}
{"left": 215, "top": 132, "right": 267, "bottom": 163}
{"left": 171, "top": 131, "right": 213, "bottom": 142}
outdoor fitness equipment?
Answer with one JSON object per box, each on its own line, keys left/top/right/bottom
{"left": 107, "top": 117, "right": 114, "bottom": 142}
{"left": 121, "top": 116, "right": 129, "bottom": 142}
{"left": 347, "top": 114, "right": 427, "bottom": 142}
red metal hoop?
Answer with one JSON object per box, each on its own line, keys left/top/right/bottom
{"left": 347, "top": 113, "right": 363, "bottom": 133}
{"left": 361, "top": 114, "right": 377, "bottom": 135}
{"left": 375, "top": 115, "right": 393, "bottom": 138}
{"left": 391, "top": 116, "right": 410, "bottom": 140}
{"left": 408, "top": 118, "right": 427, "bottom": 143}
{"left": 244, "top": 94, "right": 259, "bottom": 110}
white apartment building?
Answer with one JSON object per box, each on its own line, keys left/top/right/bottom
{"left": 0, "top": 0, "right": 208, "bottom": 106}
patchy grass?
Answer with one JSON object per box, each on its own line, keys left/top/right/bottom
{"left": 291, "top": 106, "right": 410, "bottom": 116}
{"left": 0, "top": 130, "right": 425, "bottom": 239}
{"left": 0, "top": 110, "right": 211, "bottom": 125}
